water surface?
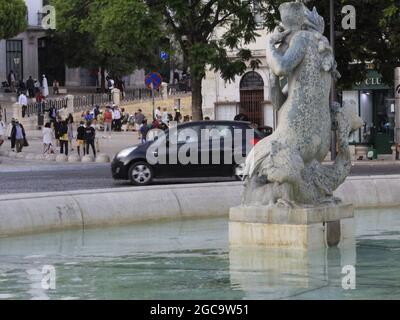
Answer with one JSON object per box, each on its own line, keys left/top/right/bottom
{"left": 0, "top": 208, "right": 400, "bottom": 300}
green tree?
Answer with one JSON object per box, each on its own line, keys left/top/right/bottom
{"left": 150, "top": 0, "right": 264, "bottom": 120}
{"left": 0, "top": 0, "right": 27, "bottom": 39}
{"left": 263, "top": 0, "right": 400, "bottom": 89}
{"left": 50, "top": 0, "right": 161, "bottom": 91}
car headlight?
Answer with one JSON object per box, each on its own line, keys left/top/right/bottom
{"left": 116, "top": 147, "right": 137, "bottom": 159}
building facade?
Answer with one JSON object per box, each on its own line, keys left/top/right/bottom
{"left": 0, "top": 0, "right": 45, "bottom": 84}
{"left": 343, "top": 70, "right": 396, "bottom": 155}
{"left": 202, "top": 28, "right": 274, "bottom": 129}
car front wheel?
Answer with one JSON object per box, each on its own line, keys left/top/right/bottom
{"left": 128, "top": 162, "right": 154, "bottom": 186}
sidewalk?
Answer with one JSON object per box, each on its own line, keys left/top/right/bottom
{"left": 0, "top": 129, "right": 141, "bottom": 160}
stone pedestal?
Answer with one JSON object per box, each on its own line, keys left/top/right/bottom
{"left": 229, "top": 204, "right": 355, "bottom": 250}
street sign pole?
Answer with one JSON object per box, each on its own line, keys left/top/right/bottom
{"left": 151, "top": 82, "right": 155, "bottom": 120}
{"left": 395, "top": 67, "right": 400, "bottom": 159}
{"left": 145, "top": 72, "right": 162, "bottom": 120}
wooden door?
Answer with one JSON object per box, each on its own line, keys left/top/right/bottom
{"left": 240, "top": 90, "right": 264, "bottom": 126}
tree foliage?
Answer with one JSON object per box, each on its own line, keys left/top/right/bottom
{"left": 0, "top": 0, "right": 27, "bottom": 39}
{"left": 262, "top": 0, "right": 400, "bottom": 89}
{"left": 146, "top": 0, "right": 265, "bottom": 119}
{"left": 50, "top": 0, "right": 161, "bottom": 88}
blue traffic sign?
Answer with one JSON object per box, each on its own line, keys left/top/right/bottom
{"left": 160, "top": 51, "right": 169, "bottom": 61}
{"left": 145, "top": 72, "right": 162, "bottom": 90}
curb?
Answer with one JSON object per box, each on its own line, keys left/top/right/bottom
{"left": 0, "top": 176, "right": 400, "bottom": 238}
{"left": 0, "top": 151, "right": 110, "bottom": 164}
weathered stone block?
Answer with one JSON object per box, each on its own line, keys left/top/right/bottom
{"left": 229, "top": 204, "right": 355, "bottom": 250}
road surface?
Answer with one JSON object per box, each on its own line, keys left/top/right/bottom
{"left": 0, "top": 157, "right": 399, "bottom": 194}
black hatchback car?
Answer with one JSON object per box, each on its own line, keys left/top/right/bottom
{"left": 111, "top": 120, "right": 266, "bottom": 186}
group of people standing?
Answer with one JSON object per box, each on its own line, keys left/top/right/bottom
{"left": 43, "top": 112, "right": 97, "bottom": 158}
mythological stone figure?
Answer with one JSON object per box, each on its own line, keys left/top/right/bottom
{"left": 242, "top": 1, "right": 363, "bottom": 207}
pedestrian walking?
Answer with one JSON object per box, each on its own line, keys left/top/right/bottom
{"left": 42, "top": 75, "right": 49, "bottom": 97}
{"left": 135, "top": 109, "right": 145, "bottom": 133}
{"left": 59, "top": 120, "right": 69, "bottom": 156}
{"left": 76, "top": 121, "right": 86, "bottom": 157}
{"left": 103, "top": 106, "right": 113, "bottom": 138}
{"left": 42, "top": 122, "right": 54, "bottom": 154}
{"left": 26, "top": 76, "right": 35, "bottom": 98}
{"left": 162, "top": 108, "right": 169, "bottom": 126}
{"left": 84, "top": 121, "right": 96, "bottom": 157}
{"left": 6, "top": 118, "right": 16, "bottom": 151}
{"left": 10, "top": 119, "right": 27, "bottom": 153}
{"left": 113, "top": 106, "right": 122, "bottom": 132}
{"left": 154, "top": 106, "right": 162, "bottom": 121}
{"left": 140, "top": 119, "right": 150, "bottom": 144}
{"left": 18, "top": 92, "right": 28, "bottom": 118}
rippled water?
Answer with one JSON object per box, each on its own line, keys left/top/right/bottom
{"left": 1, "top": 208, "right": 400, "bottom": 300}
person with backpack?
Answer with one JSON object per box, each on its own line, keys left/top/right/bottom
{"left": 84, "top": 121, "right": 96, "bottom": 157}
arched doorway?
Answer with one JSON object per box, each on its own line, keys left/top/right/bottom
{"left": 240, "top": 71, "right": 264, "bottom": 126}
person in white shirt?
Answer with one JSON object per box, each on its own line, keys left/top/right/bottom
{"left": 18, "top": 92, "right": 28, "bottom": 118}
{"left": 0, "top": 114, "right": 5, "bottom": 147}
{"left": 42, "top": 75, "right": 49, "bottom": 97}
{"left": 42, "top": 122, "right": 54, "bottom": 154}
{"left": 162, "top": 108, "right": 169, "bottom": 126}
{"left": 154, "top": 106, "right": 162, "bottom": 121}
{"left": 113, "top": 106, "right": 122, "bottom": 132}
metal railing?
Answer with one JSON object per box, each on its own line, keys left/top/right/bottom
{"left": 23, "top": 87, "right": 191, "bottom": 118}
{"left": 26, "top": 98, "right": 68, "bottom": 117}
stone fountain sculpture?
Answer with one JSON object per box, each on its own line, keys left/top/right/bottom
{"left": 230, "top": 1, "right": 363, "bottom": 250}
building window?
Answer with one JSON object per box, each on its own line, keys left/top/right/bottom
{"left": 240, "top": 71, "right": 264, "bottom": 90}
{"left": 6, "top": 40, "right": 23, "bottom": 81}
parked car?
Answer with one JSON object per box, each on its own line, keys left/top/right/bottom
{"left": 111, "top": 121, "right": 266, "bottom": 186}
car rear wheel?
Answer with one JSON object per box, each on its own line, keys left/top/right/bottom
{"left": 128, "top": 162, "right": 154, "bottom": 186}
{"left": 234, "top": 163, "right": 246, "bottom": 181}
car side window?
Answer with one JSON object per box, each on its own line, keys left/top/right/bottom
{"left": 169, "top": 125, "right": 201, "bottom": 144}
{"left": 203, "top": 125, "right": 232, "bottom": 140}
